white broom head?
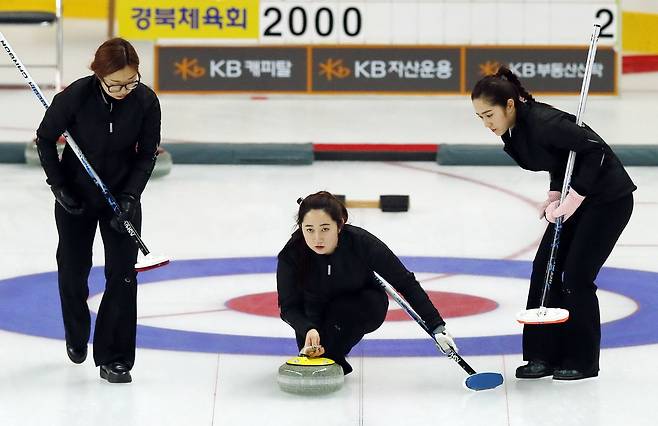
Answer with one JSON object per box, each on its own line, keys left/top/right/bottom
{"left": 135, "top": 253, "right": 170, "bottom": 272}
{"left": 516, "top": 308, "right": 569, "bottom": 324}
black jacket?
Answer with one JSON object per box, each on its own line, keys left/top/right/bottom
{"left": 277, "top": 224, "right": 444, "bottom": 337}
{"left": 501, "top": 101, "right": 636, "bottom": 204}
{"left": 36, "top": 75, "right": 161, "bottom": 208}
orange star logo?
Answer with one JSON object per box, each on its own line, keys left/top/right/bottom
{"left": 479, "top": 60, "right": 501, "bottom": 77}
{"left": 319, "top": 58, "right": 351, "bottom": 81}
{"left": 174, "top": 57, "right": 206, "bottom": 81}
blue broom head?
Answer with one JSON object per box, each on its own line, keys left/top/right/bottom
{"left": 465, "top": 372, "right": 504, "bottom": 391}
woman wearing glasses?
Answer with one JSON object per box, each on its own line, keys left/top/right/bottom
{"left": 36, "top": 38, "right": 161, "bottom": 384}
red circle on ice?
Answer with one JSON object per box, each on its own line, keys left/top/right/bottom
{"left": 226, "top": 291, "right": 498, "bottom": 320}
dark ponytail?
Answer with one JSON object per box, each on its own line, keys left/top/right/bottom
{"left": 471, "top": 65, "right": 535, "bottom": 108}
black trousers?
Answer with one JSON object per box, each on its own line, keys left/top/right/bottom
{"left": 296, "top": 288, "right": 389, "bottom": 374}
{"left": 523, "top": 193, "right": 633, "bottom": 371}
{"left": 55, "top": 202, "right": 141, "bottom": 368}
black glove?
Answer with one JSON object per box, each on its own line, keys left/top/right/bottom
{"left": 110, "top": 193, "right": 139, "bottom": 234}
{"left": 51, "top": 186, "right": 85, "bottom": 215}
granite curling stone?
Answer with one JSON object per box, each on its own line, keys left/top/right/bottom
{"left": 277, "top": 356, "right": 344, "bottom": 395}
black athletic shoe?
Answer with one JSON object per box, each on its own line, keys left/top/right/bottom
{"left": 66, "top": 344, "right": 87, "bottom": 364}
{"left": 100, "top": 362, "right": 132, "bottom": 383}
{"left": 325, "top": 353, "right": 353, "bottom": 375}
{"left": 340, "top": 360, "right": 353, "bottom": 375}
{"left": 515, "top": 360, "right": 554, "bottom": 379}
{"left": 553, "top": 368, "right": 598, "bottom": 381}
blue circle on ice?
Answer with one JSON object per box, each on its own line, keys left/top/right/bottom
{"left": 0, "top": 257, "right": 654, "bottom": 356}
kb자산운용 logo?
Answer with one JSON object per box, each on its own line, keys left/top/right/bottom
{"left": 318, "top": 58, "right": 351, "bottom": 81}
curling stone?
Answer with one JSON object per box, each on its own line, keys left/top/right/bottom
{"left": 277, "top": 356, "right": 344, "bottom": 395}
{"left": 25, "top": 136, "right": 64, "bottom": 166}
{"left": 335, "top": 194, "right": 409, "bottom": 212}
{"left": 151, "top": 146, "right": 173, "bottom": 178}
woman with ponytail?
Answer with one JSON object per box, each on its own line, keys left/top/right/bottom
{"left": 471, "top": 66, "right": 636, "bottom": 381}
{"left": 276, "top": 191, "right": 456, "bottom": 375}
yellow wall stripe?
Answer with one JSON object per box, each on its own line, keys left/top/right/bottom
{"left": 622, "top": 11, "right": 658, "bottom": 53}
{"left": 0, "top": 1, "right": 109, "bottom": 19}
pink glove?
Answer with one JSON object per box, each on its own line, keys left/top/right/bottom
{"left": 545, "top": 189, "right": 585, "bottom": 223}
{"left": 539, "top": 191, "right": 561, "bottom": 219}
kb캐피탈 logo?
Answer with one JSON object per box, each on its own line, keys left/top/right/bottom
{"left": 174, "top": 57, "right": 206, "bottom": 80}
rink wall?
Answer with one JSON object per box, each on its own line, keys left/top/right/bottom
{"left": 2, "top": 141, "right": 658, "bottom": 166}
{"left": 435, "top": 144, "right": 658, "bottom": 166}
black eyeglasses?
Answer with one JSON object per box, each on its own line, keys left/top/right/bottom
{"left": 101, "top": 74, "right": 140, "bottom": 93}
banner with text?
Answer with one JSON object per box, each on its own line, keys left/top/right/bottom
{"left": 465, "top": 47, "right": 617, "bottom": 94}
{"left": 117, "top": 0, "right": 259, "bottom": 40}
{"left": 113, "top": 1, "right": 617, "bottom": 44}
{"left": 155, "top": 45, "right": 617, "bottom": 95}
{"left": 156, "top": 46, "right": 308, "bottom": 92}
{"left": 311, "top": 47, "right": 461, "bottom": 94}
